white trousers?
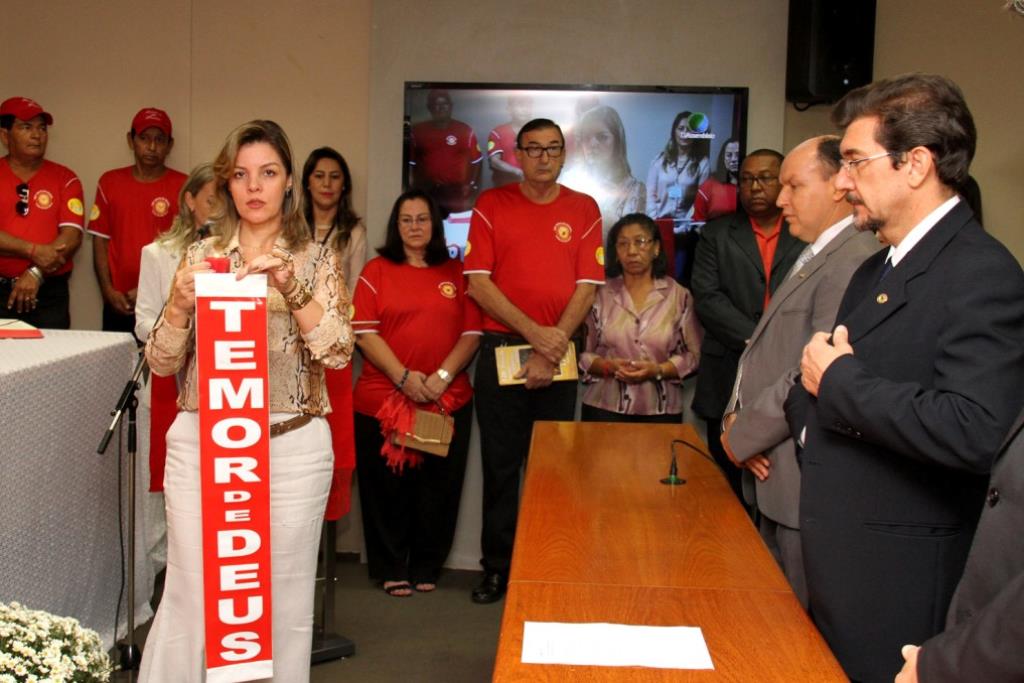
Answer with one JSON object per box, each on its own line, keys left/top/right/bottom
{"left": 139, "top": 412, "right": 332, "bottom": 683}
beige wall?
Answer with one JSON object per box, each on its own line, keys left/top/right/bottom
{"left": 4, "top": 0, "right": 1021, "bottom": 321}
{"left": 784, "top": 0, "right": 1024, "bottom": 261}
{"left": 2, "top": 0, "right": 371, "bottom": 330}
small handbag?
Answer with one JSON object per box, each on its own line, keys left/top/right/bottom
{"left": 390, "top": 404, "right": 454, "bottom": 457}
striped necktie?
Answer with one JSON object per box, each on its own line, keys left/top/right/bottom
{"left": 787, "top": 244, "right": 815, "bottom": 279}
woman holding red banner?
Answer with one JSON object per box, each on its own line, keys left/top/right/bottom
{"left": 301, "top": 147, "right": 366, "bottom": 523}
{"left": 351, "top": 189, "right": 480, "bottom": 597}
{"left": 141, "top": 120, "right": 353, "bottom": 682}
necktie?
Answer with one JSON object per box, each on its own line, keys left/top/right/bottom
{"left": 787, "top": 244, "right": 815, "bottom": 280}
{"left": 879, "top": 257, "right": 893, "bottom": 282}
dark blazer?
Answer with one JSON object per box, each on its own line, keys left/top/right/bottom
{"left": 690, "top": 210, "right": 802, "bottom": 420}
{"left": 788, "top": 200, "right": 1024, "bottom": 683}
{"left": 917, "top": 411, "right": 1024, "bottom": 682}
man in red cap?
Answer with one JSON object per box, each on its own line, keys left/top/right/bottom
{"left": 408, "top": 89, "right": 483, "bottom": 215}
{"left": 0, "top": 96, "right": 84, "bottom": 328}
{"left": 88, "top": 107, "right": 186, "bottom": 334}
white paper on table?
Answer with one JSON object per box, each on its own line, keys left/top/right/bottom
{"left": 521, "top": 621, "right": 714, "bottom": 669}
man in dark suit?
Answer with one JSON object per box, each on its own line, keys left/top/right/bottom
{"left": 791, "top": 74, "right": 1024, "bottom": 682}
{"left": 896, "top": 410, "right": 1024, "bottom": 682}
{"left": 691, "top": 148, "right": 803, "bottom": 500}
{"left": 720, "top": 135, "right": 881, "bottom": 606}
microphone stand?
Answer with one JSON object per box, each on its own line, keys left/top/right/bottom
{"left": 97, "top": 346, "right": 149, "bottom": 671}
{"left": 96, "top": 226, "right": 208, "bottom": 672}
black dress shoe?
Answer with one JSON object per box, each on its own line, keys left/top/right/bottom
{"left": 471, "top": 572, "right": 507, "bottom": 604}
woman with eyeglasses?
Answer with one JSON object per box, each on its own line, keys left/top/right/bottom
{"left": 350, "top": 189, "right": 480, "bottom": 597}
{"left": 561, "top": 105, "right": 645, "bottom": 239}
{"left": 579, "top": 213, "right": 701, "bottom": 423}
{"left": 301, "top": 146, "right": 367, "bottom": 521}
{"left": 141, "top": 120, "right": 353, "bottom": 681}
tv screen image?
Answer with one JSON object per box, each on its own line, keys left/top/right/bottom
{"left": 403, "top": 82, "right": 748, "bottom": 284}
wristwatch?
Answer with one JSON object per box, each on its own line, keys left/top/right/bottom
{"left": 436, "top": 368, "right": 453, "bottom": 383}
{"left": 654, "top": 365, "right": 664, "bottom": 382}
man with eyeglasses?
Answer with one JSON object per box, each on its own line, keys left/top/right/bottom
{"left": 87, "top": 108, "right": 185, "bottom": 336}
{"left": 690, "top": 148, "right": 803, "bottom": 503}
{"left": 0, "top": 97, "right": 84, "bottom": 328}
{"left": 408, "top": 89, "right": 483, "bottom": 215}
{"left": 786, "top": 74, "right": 1024, "bottom": 682}
{"left": 719, "top": 136, "right": 882, "bottom": 607}
{"left": 464, "top": 118, "right": 604, "bottom": 604}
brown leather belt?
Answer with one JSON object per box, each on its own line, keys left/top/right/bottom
{"left": 269, "top": 414, "right": 312, "bottom": 438}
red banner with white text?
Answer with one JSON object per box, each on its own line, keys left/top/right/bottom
{"left": 195, "top": 272, "right": 274, "bottom": 682}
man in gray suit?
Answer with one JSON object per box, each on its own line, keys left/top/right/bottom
{"left": 721, "top": 135, "right": 880, "bottom": 605}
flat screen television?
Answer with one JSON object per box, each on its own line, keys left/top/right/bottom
{"left": 402, "top": 81, "right": 748, "bottom": 283}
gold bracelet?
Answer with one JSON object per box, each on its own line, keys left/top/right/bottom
{"left": 284, "top": 283, "right": 312, "bottom": 310}
{"left": 281, "top": 276, "right": 300, "bottom": 297}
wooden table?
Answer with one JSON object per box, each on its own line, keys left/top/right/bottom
{"left": 493, "top": 421, "right": 845, "bottom": 682}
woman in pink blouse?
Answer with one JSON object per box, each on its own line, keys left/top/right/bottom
{"left": 580, "top": 213, "right": 701, "bottom": 423}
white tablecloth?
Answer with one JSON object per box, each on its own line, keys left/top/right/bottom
{"left": 0, "top": 329, "right": 157, "bottom": 650}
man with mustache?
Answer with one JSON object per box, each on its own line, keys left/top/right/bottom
{"left": 0, "top": 96, "right": 84, "bottom": 328}
{"left": 88, "top": 107, "right": 185, "bottom": 335}
{"left": 788, "top": 74, "right": 1024, "bottom": 682}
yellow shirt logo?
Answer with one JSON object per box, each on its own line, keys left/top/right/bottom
{"left": 554, "top": 222, "right": 572, "bottom": 243}
{"left": 438, "top": 281, "right": 457, "bottom": 299}
{"left": 152, "top": 197, "right": 170, "bottom": 217}
{"left": 90, "top": 204, "right": 100, "bottom": 221}
{"left": 36, "top": 191, "right": 54, "bottom": 210}
{"left": 66, "top": 197, "right": 82, "bottom": 215}
{"left": 464, "top": 240, "right": 472, "bottom": 257}
{"left": 596, "top": 246, "right": 604, "bottom": 266}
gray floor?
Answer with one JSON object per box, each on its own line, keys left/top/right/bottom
{"left": 112, "top": 556, "right": 503, "bottom": 682}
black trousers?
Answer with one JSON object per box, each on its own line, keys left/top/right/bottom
{"left": 102, "top": 302, "right": 137, "bottom": 337}
{"left": 354, "top": 402, "right": 472, "bottom": 584}
{"left": 474, "top": 333, "right": 578, "bottom": 575}
{"left": 581, "top": 403, "right": 683, "bottom": 424}
{"left": 0, "top": 274, "right": 70, "bottom": 329}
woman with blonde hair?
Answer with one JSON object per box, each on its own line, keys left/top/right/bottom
{"left": 133, "top": 163, "right": 217, "bottom": 577}
{"left": 140, "top": 120, "right": 353, "bottom": 682}
{"left": 134, "top": 162, "right": 217, "bottom": 342}
{"left": 563, "top": 105, "right": 645, "bottom": 238}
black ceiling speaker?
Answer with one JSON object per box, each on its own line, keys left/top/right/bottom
{"left": 786, "top": 0, "right": 876, "bottom": 107}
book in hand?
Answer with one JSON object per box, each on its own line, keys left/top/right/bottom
{"left": 0, "top": 318, "right": 43, "bottom": 339}
{"left": 495, "top": 344, "right": 578, "bottom": 386}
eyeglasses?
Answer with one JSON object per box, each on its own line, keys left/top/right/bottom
{"left": 738, "top": 174, "right": 779, "bottom": 188}
{"left": 615, "top": 237, "right": 655, "bottom": 250}
{"left": 15, "top": 183, "right": 29, "bottom": 217}
{"left": 519, "top": 144, "right": 564, "bottom": 159}
{"left": 839, "top": 151, "right": 898, "bottom": 176}
{"left": 399, "top": 216, "right": 431, "bottom": 227}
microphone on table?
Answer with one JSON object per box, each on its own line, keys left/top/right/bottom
{"left": 660, "top": 439, "right": 688, "bottom": 486}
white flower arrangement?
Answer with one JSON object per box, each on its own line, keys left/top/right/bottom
{"left": 0, "top": 601, "right": 112, "bottom": 682}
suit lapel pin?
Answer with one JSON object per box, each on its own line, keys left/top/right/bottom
{"left": 877, "top": 293, "right": 889, "bottom": 304}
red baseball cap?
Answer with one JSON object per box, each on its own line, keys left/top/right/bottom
{"left": 131, "top": 107, "right": 172, "bottom": 137}
{"left": 0, "top": 97, "right": 54, "bottom": 125}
